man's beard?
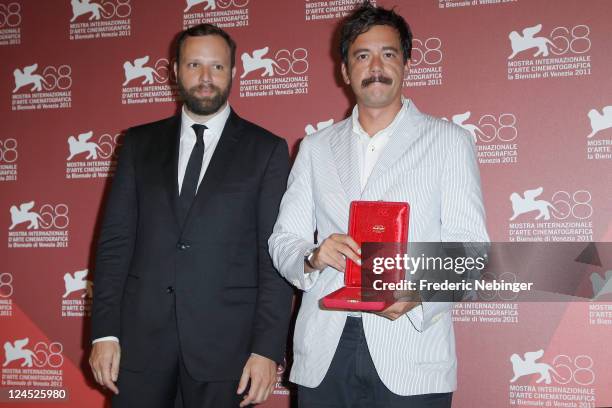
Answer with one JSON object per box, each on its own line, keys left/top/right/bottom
{"left": 177, "top": 77, "right": 232, "bottom": 116}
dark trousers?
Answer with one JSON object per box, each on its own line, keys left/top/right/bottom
{"left": 112, "top": 308, "right": 245, "bottom": 408}
{"left": 298, "top": 317, "right": 453, "bottom": 408}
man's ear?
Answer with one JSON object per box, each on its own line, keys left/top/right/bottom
{"left": 231, "top": 66, "right": 236, "bottom": 79}
{"left": 173, "top": 61, "right": 178, "bottom": 79}
{"left": 341, "top": 63, "right": 350, "bottom": 85}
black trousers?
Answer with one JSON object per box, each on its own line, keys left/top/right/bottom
{"left": 112, "top": 308, "right": 246, "bottom": 408}
{"left": 298, "top": 317, "right": 453, "bottom": 408}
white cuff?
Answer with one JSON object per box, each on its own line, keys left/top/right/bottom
{"left": 405, "top": 302, "right": 452, "bottom": 332}
{"left": 287, "top": 241, "right": 321, "bottom": 292}
{"left": 92, "top": 336, "right": 119, "bottom": 344}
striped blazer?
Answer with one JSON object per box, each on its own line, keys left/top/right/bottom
{"left": 269, "top": 99, "right": 489, "bottom": 395}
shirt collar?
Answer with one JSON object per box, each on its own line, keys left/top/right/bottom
{"left": 351, "top": 98, "right": 409, "bottom": 139}
{"left": 181, "top": 102, "right": 231, "bottom": 137}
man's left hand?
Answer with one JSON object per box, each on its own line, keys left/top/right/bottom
{"left": 377, "top": 301, "right": 420, "bottom": 321}
{"left": 237, "top": 354, "right": 277, "bottom": 407}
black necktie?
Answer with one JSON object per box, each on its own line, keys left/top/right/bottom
{"left": 179, "top": 123, "right": 207, "bottom": 222}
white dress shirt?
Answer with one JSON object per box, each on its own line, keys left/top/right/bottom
{"left": 177, "top": 102, "right": 230, "bottom": 194}
{"left": 93, "top": 103, "right": 231, "bottom": 345}
{"left": 347, "top": 99, "right": 407, "bottom": 317}
{"left": 352, "top": 99, "right": 407, "bottom": 191}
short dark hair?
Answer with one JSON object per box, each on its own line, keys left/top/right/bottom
{"left": 339, "top": 1, "right": 412, "bottom": 65}
{"left": 175, "top": 23, "right": 237, "bottom": 68}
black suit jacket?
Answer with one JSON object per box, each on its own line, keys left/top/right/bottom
{"left": 91, "top": 110, "right": 293, "bottom": 381}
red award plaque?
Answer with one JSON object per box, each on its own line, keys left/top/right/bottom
{"left": 321, "top": 201, "right": 409, "bottom": 311}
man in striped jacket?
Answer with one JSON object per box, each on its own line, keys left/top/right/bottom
{"left": 269, "top": 2, "right": 489, "bottom": 407}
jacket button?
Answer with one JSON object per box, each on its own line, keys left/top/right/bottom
{"left": 166, "top": 286, "right": 174, "bottom": 294}
{"left": 177, "top": 242, "right": 190, "bottom": 250}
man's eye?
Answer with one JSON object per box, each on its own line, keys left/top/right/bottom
{"left": 357, "top": 54, "right": 367, "bottom": 60}
{"left": 215, "top": 65, "right": 224, "bottom": 70}
{"left": 384, "top": 52, "right": 395, "bottom": 58}
{"left": 188, "top": 62, "right": 199, "bottom": 68}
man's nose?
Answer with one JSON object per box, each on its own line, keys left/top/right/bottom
{"left": 369, "top": 54, "right": 383, "bottom": 74}
{"left": 198, "top": 66, "right": 212, "bottom": 82}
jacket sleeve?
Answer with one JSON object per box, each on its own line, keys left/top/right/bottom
{"left": 268, "top": 137, "right": 321, "bottom": 292}
{"left": 406, "top": 130, "right": 489, "bottom": 332}
{"left": 250, "top": 138, "right": 294, "bottom": 363}
{"left": 91, "top": 131, "right": 138, "bottom": 341}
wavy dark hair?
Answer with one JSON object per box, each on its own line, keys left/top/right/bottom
{"left": 339, "top": 1, "right": 412, "bottom": 65}
{"left": 175, "top": 23, "right": 236, "bottom": 68}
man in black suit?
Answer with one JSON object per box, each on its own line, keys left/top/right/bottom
{"left": 89, "top": 24, "right": 293, "bottom": 408}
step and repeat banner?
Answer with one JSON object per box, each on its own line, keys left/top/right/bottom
{"left": 1, "top": 0, "right": 611, "bottom": 407}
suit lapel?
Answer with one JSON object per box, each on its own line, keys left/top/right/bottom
{"left": 362, "top": 101, "right": 425, "bottom": 196}
{"left": 180, "top": 109, "right": 242, "bottom": 232}
{"left": 328, "top": 119, "right": 361, "bottom": 203}
{"left": 160, "top": 115, "right": 182, "bottom": 231}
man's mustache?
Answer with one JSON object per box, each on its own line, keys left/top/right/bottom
{"left": 361, "top": 75, "right": 392, "bottom": 88}
{"left": 190, "top": 83, "right": 220, "bottom": 93}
